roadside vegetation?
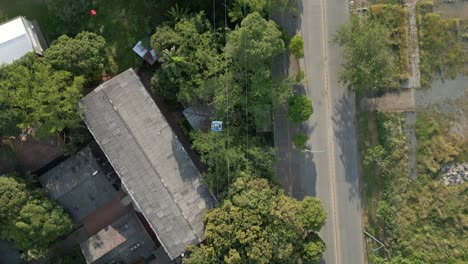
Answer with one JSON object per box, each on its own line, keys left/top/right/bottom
{"left": 184, "top": 178, "right": 326, "bottom": 264}
{"left": 290, "top": 35, "right": 305, "bottom": 59}
{"left": 369, "top": 4, "right": 409, "bottom": 81}
{"left": 334, "top": 16, "right": 401, "bottom": 94}
{"left": 416, "top": 1, "right": 466, "bottom": 87}
{"left": 359, "top": 112, "right": 467, "bottom": 264}
{"left": 148, "top": 2, "right": 326, "bottom": 263}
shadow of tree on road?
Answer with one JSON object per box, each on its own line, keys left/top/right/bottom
{"left": 331, "top": 91, "right": 361, "bottom": 205}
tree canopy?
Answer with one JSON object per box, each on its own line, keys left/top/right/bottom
{"left": 229, "top": 0, "right": 298, "bottom": 22}
{"left": 0, "top": 175, "right": 72, "bottom": 259}
{"left": 290, "top": 35, "right": 304, "bottom": 59}
{"left": 183, "top": 177, "right": 326, "bottom": 264}
{"left": 0, "top": 54, "right": 84, "bottom": 138}
{"left": 225, "top": 12, "right": 292, "bottom": 117}
{"left": 45, "top": 31, "right": 108, "bottom": 80}
{"left": 227, "top": 12, "right": 284, "bottom": 68}
{"left": 151, "top": 12, "right": 222, "bottom": 103}
{"left": 333, "top": 17, "right": 400, "bottom": 94}
{"left": 288, "top": 95, "right": 313, "bottom": 123}
{"left": 191, "top": 130, "right": 276, "bottom": 198}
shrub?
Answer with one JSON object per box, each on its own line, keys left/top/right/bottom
{"left": 288, "top": 95, "right": 313, "bottom": 123}
{"left": 290, "top": 35, "right": 304, "bottom": 59}
{"left": 292, "top": 132, "right": 308, "bottom": 150}
{"left": 295, "top": 70, "right": 305, "bottom": 84}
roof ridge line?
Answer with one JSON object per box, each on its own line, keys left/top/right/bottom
{"left": 99, "top": 85, "right": 203, "bottom": 243}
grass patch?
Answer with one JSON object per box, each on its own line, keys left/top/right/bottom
{"left": 417, "top": 1, "right": 466, "bottom": 87}
{"left": 415, "top": 112, "right": 463, "bottom": 176}
{"left": 360, "top": 111, "right": 467, "bottom": 263}
{"left": 370, "top": 4, "right": 409, "bottom": 80}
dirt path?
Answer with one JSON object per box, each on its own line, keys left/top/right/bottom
{"left": 404, "top": 112, "right": 418, "bottom": 179}
{"left": 359, "top": 89, "right": 415, "bottom": 112}
{"left": 405, "top": 3, "right": 421, "bottom": 89}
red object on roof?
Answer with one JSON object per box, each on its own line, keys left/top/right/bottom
{"left": 89, "top": 9, "right": 97, "bottom": 16}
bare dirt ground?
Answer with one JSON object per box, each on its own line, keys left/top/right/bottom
{"left": 416, "top": 76, "right": 468, "bottom": 139}
{"left": 359, "top": 89, "right": 415, "bottom": 112}
{"left": 434, "top": 0, "right": 468, "bottom": 20}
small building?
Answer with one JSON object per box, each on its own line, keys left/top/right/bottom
{"left": 80, "top": 211, "right": 160, "bottom": 264}
{"left": 0, "top": 16, "right": 47, "bottom": 65}
{"left": 39, "top": 147, "right": 118, "bottom": 223}
{"left": 133, "top": 40, "right": 158, "bottom": 65}
{"left": 39, "top": 146, "right": 164, "bottom": 263}
{"left": 80, "top": 69, "right": 216, "bottom": 260}
{"left": 182, "top": 105, "right": 214, "bottom": 131}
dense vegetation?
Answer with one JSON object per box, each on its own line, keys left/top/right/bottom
{"left": 334, "top": 17, "right": 400, "bottom": 94}
{"left": 415, "top": 112, "right": 462, "bottom": 175}
{"left": 289, "top": 35, "right": 304, "bottom": 59}
{"left": 0, "top": 1, "right": 326, "bottom": 262}
{"left": 184, "top": 177, "right": 326, "bottom": 263}
{"left": 45, "top": 31, "right": 112, "bottom": 81}
{"left": 150, "top": 10, "right": 294, "bottom": 199}
{"left": 417, "top": 1, "right": 466, "bottom": 87}
{"left": 149, "top": 4, "right": 326, "bottom": 263}
{"left": 0, "top": 174, "right": 73, "bottom": 259}
{"left": 360, "top": 112, "right": 467, "bottom": 264}
{"left": 0, "top": 54, "right": 84, "bottom": 138}
{"left": 369, "top": 4, "right": 409, "bottom": 80}
{"left": 288, "top": 95, "right": 313, "bottom": 123}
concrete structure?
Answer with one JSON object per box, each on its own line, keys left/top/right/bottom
{"left": 0, "top": 16, "right": 47, "bottom": 65}
{"left": 80, "top": 69, "right": 216, "bottom": 260}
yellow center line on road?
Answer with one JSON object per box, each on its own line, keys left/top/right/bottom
{"left": 320, "top": 0, "right": 341, "bottom": 263}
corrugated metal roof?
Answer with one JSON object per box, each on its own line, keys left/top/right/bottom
{"left": 0, "top": 17, "right": 33, "bottom": 65}
{"left": 80, "top": 69, "right": 216, "bottom": 260}
{"left": 182, "top": 106, "right": 214, "bottom": 130}
{"left": 0, "top": 17, "right": 45, "bottom": 65}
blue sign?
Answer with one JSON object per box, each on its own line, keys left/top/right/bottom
{"left": 211, "top": 121, "right": 223, "bottom": 132}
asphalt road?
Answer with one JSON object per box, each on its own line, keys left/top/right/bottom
{"left": 274, "top": 0, "right": 365, "bottom": 263}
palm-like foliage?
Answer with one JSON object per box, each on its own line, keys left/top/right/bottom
{"left": 166, "top": 4, "right": 189, "bottom": 23}
{"left": 159, "top": 47, "right": 187, "bottom": 78}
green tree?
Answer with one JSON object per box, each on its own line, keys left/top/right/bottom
{"left": 333, "top": 17, "right": 400, "bottom": 94}
{"left": 288, "top": 95, "right": 313, "bottom": 123}
{"left": 302, "top": 233, "right": 326, "bottom": 264}
{"left": 45, "top": 31, "right": 108, "bottom": 80}
{"left": 159, "top": 47, "right": 188, "bottom": 78}
{"left": 227, "top": 12, "right": 284, "bottom": 68}
{"left": 0, "top": 175, "right": 72, "bottom": 259}
{"left": 47, "top": 0, "right": 90, "bottom": 37}
{"left": 184, "top": 177, "right": 327, "bottom": 264}
{"left": 225, "top": 12, "right": 291, "bottom": 117}
{"left": 151, "top": 12, "right": 221, "bottom": 103}
{"left": 0, "top": 54, "right": 85, "bottom": 138}
{"left": 229, "top": 0, "right": 298, "bottom": 22}
{"left": 290, "top": 35, "right": 304, "bottom": 59}
{"left": 299, "top": 197, "right": 327, "bottom": 232}
{"left": 191, "top": 131, "right": 276, "bottom": 197}
{"left": 364, "top": 145, "right": 391, "bottom": 175}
